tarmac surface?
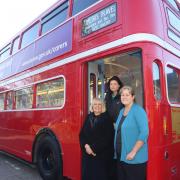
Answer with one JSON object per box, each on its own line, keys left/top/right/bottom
{"left": 0, "top": 153, "right": 42, "bottom": 180}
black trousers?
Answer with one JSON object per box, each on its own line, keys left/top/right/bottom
{"left": 117, "top": 161, "right": 147, "bottom": 180}
{"left": 108, "top": 159, "right": 117, "bottom": 180}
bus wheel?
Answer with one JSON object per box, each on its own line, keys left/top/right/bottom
{"left": 36, "top": 136, "right": 63, "bottom": 180}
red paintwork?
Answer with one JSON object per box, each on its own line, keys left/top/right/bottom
{"left": 0, "top": 0, "right": 179, "bottom": 179}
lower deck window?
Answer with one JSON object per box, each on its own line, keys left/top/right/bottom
{"left": 152, "top": 62, "right": 161, "bottom": 100}
{"left": 15, "top": 87, "right": 33, "bottom": 109}
{"left": 166, "top": 66, "right": 180, "bottom": 104}
{"left": 36, "top": 77, "right": 65, "bottom": 108}
{"left": 6, "top": 92, "right": 13, "bottom": 110}
{"left": 0, "top": 94, "right": 5, "bottom": 110}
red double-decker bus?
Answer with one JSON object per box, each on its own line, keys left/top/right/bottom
{"left": 0, "top": 0, "right": 179, "bottom": 179}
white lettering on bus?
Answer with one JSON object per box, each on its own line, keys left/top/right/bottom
{"left": 22, "top": 41, "right": 68, "bottom": 66}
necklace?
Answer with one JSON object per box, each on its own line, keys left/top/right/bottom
{"left": 123, "top": 108, "right": 130, "bottom": 116}
{"left": 123, "top": 104, "right": 133, "bottom": 116}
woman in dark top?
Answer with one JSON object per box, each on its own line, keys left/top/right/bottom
{"left": 79, "top": 98, "right": 114, "bottom": 180}
{"left": 105, "top": 76, "right": 124, "bottom": 124}
{"left": 105, "top": 76, "right": 123, "bottom": 180}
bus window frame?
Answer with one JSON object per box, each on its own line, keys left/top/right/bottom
{"left": 163, "top": 1, "right": 180, "bottom": 45}
{"left": 11, "top": 36, "right": 20, "bottom": 55}
{"left": 165, "top": 62, "right": 180, "bottom": 107}
{"left": 166, "top": 8, "right": 180, "bottom": 35}
{"left": 71, "top": 0, "right": 103, "bottom": 17}
{"left": 0, "top": 75, "right": 66, "bottom": 112}
{"left": 167, "top": 29, "right": 180, "bottom": 44}
{"left": 20, "top": 21, "right": 40, "bottom": 49}
{"left": 152, "top": 60, "right": 163, "bottom": 102}
{"left": 41, "top": 0, "right": 69, "bottom": 35}
{"left": 164, "top": 0, "right": 180, "bottom": 12}
{"left": 5, "top": 91, "right": 14, "bottom": 110}
{"left": 36, "top": 76, "right": 66, "bottom": 109}
{"left": 0, "top": 43, "right": 11, "bottom": 63}
{"left": 0, "top": 93, "right": 5, "bottom": 110}
{"left": 14, "top": 86, "right": 34, "bottom": 110}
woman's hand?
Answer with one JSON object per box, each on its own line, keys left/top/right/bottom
{"left": 84, "top": 144, "right": 96, "bottom": 156}
{"left": 126, "top": 140, "right": 144, "bottom": 160}
{"left": 126, "top": 150, "right": 136, "bottom": 160}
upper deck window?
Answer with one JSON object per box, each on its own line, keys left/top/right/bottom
{"left": 12, "top": 36, "right": 20, "bottom": 55}
{"left": 167, "top": 0, "right": 179, "bottom": 11}
{"left": 21, "top": 23, "right": 39, "bottom": 48}
{"left": 167, "top": 9, "right": 180, "bottom": 32}
{"left": 0, "top": 44, "right": 11, "bottom": 63}
{"left": 41, "top": 0, "right": 69, "bottom": 34}
{"left": 168, "top": 29, "right": 180, "bottom": 44}
{"left": 72, "top": 0, "right": 100, "bottom": 15}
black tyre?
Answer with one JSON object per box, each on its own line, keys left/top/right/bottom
{"left": 36, "top": 136, "right": 63, "bottom": 180}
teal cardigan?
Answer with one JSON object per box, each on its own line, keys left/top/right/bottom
{"left": 114, "top": 103, "right": 149, "bottom": 164}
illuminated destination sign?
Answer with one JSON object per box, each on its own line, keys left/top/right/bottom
{"left": 82, "top": 3, "right": 117, "bottom": 36}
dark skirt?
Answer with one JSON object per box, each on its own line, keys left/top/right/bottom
{"left": 82, "top": 154, "right": 109, "bottom": 180}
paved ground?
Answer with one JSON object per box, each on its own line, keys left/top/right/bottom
{"left": 0, "top": 153, "right": 42, "bottom": 180}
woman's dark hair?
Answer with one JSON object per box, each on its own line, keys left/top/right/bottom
{"left": 106, "top": 76, "right": 123, "bottom": 96}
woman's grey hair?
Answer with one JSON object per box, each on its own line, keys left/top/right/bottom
{"left": 90, "top": 98, "right": 106, "bottom": 113}
{"left": 119, "top": 86, "right": 135, "bottom": 96}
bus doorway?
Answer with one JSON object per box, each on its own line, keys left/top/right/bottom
{"left": 88, "top": 50, "right": 143, "bottom": 109}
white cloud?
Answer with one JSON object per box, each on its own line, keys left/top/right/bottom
{"left": 0, "top": 0, "right": 58, "bottom": 48}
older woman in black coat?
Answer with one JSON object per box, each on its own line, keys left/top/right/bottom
{"left": 79, "top": 98, "right": 114, "bottom": 180}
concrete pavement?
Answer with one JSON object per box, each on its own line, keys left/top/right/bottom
{"left": 0, "top": 153, "right": 42, "bottom": 180}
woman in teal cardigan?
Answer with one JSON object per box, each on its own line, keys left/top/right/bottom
{"left": 114, "top": 86, "right": 149, "bottom": 180}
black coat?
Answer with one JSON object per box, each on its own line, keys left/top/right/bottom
{"left": 105, "top": 94, "right": 124, "bottom": 123}
{"left": 79, "top": 112, "right": 114, "bottom": 180}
